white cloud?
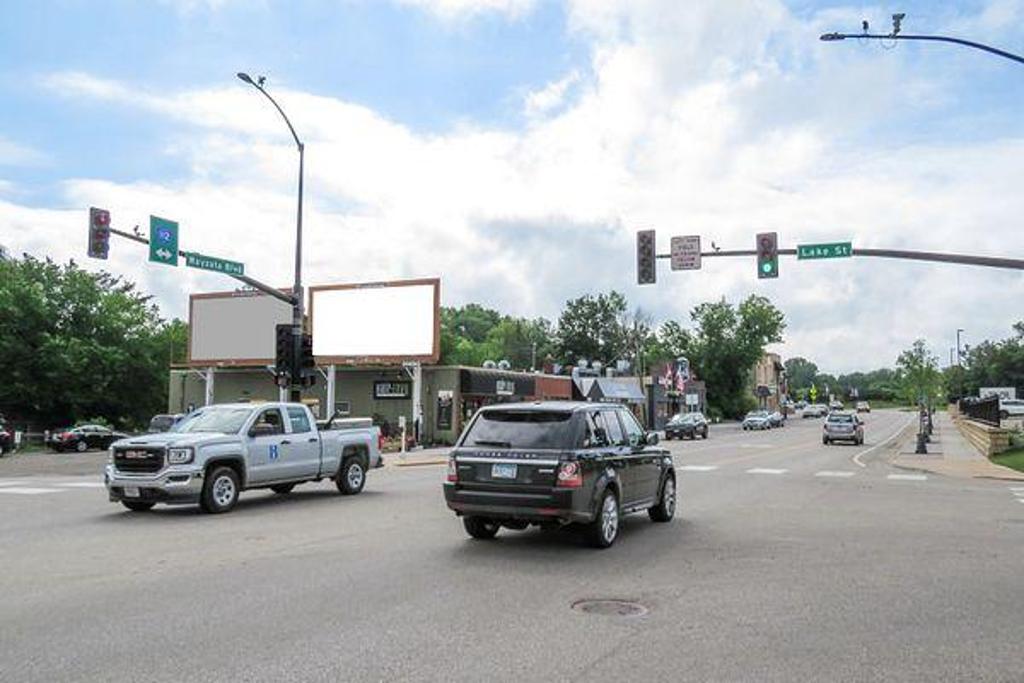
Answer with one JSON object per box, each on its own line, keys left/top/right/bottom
{"left": 10, "top": 0, "right": 1024, "bottom": 374}
{"left": 395, "top": 0, "right": 537, "bottom": 21}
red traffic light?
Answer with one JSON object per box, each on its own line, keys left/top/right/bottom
{"left": 92, "top": 210, "right": 110, "bottom": 227}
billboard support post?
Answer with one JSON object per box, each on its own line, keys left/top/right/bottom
{"left": 326, "top": 364, "right": 337, "bottom": 421}
{"left": 410, "top": 362, "right": 423, "bottom": 447}
{"left": 204, "top": 367, "right": 215, "bottom": 406}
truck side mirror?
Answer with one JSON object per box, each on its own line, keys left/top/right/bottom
{"left": 646, "top": 432, "right": 660, "bottom": 446}
{"left": 249, "top": 423, "right": 276, "bottom": 438}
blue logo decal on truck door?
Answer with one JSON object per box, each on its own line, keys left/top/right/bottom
{"left": 269, "top": 444, "right": 279, "bottom": 461}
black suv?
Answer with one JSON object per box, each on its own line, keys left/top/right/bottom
{"left": 443, "top": 402, "right": 676, "bottom": 548}
{"left": 664, "top": 412, "right": 709, "bottom": 440}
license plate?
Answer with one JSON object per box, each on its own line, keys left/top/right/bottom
{"left": 123, "top": 486, "right": 140, "bottom": 498}
{"left": 491, "top": 463, "right": 517, "bottom": 479}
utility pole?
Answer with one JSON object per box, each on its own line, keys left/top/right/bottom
{"left": 238, "top": 73, "right": 306, "bottom": 402}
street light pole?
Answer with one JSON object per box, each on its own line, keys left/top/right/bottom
{"left": 820, "top": 14, "right": 1024, "bottom": 66}
{"left": 238, "top": 72, "right": 305, "bottom": 402}
{"left": 956, "top": 328, "right": 965, "bottom": 401}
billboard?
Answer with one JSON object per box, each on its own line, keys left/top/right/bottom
{"left": 188, "top": 289, "right": 293, "bottom": 366}
{"left": 980, "top": 387, "right": 1016, "bottom": 400}
{"left": 310, "top": 278, "right": 440, "bottom": 364}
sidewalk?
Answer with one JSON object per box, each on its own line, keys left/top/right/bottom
{"left": 892, "top": 411, "right": 1024, "bottom": 481}
{"left": 385, "top": 446, "right": 449, "bottom": 468}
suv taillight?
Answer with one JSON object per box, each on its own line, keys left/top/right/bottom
{"left": 556, "top": 461, "right": 583, "bottom": 488}
{"left": 446, "top": 456, "right": 458, "bottom": 483}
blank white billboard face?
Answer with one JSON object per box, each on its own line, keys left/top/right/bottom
{"left": 189, "top": 293, "right": 293, "bottom": 365}
{"left": 312, "top": 281, "right": 438, "bottom": 362}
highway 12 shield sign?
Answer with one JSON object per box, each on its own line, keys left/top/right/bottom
{"left": 149, "top": 216, "right": 179, "bottom": 266}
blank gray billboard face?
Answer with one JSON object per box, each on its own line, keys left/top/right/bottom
{"left": 189, "top": 293, "right": 293, "bottom": 364}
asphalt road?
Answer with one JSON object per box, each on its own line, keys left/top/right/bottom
{"left": 2, "top": 410, "right": 1023, "bottom": 682}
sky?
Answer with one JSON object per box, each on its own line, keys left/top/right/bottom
{"left": 1, "top": 0, "right": 1023, "bottom": 374}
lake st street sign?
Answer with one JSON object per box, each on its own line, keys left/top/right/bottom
{"left": 670, "top": 235, "right": 702, "bottom": 270}
{"left": 798, "top": 242, "right": 852, "bottom": 260}
{"left": 185, "top": 252, "right": 245, "bottom": 276}
{"left": 149, "top": 216, "right": 179, "bottom": 266}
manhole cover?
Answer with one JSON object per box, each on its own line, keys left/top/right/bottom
{"left": 571, "top": 599, "right": 648, "bottom": 617}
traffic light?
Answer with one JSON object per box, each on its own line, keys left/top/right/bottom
{"left": 275, "top": 324, "right": 294, "bottom": 381}
{"left": 636, "top": 229, "right": 656, "bottom": 285}
{"left": 756, "top": 231, "right": 779, "bottom": 279}
{"left": 299, "top": 333, "right": 316, "bottom": 387}
{"left": 88, "top": 207, "right": 111, "bottom": 259}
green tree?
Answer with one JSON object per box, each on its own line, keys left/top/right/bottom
{"left": 784, "top": 357, "right": 818, "bottom": 391}
{"left": 895, "top": 339, "right": 942, "bottom": 406}
{"left": 555, "top": 291, "right": 628, "bottom": 366}
{"left": 0, "top": 256, "right": 182, "bottom": 430}
{"left": 686, "top": 295, "right": 786, "bottom": 418}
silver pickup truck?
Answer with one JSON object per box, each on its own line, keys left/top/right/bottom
{"left": 105, "top": 402, "right": 382, "bottom": 513}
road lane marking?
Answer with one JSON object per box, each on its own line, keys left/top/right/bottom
{"left": 815, "top": 471, "right": 855, "bottom": 478}
{"left": 852, "top": 415, "right": 916, "bottom": 468}
{"left": 678, "top": 465, "right": 718, "bottom": 472}
{"left": 746, "top": 468, "right": 787, "bottom": 475}
{"left": 56, "top": 482, "right": 106, "bottom": 488}
{"left": 0, "top": 487, "right": 66, "bottom": 495}
{"left": 0, "top": 481, "right": 29, "bottom": 487}
{"left": 887, "top": 474, "right": 927, "bottom": 482}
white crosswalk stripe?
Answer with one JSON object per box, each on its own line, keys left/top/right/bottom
{"left": 678, "top": 465, "right": 718, "bottom": 472}
{"left": 887, "top": 474, "right": 928, "bottom": 482}
{"left": 55, "top": 482, "right": 106, "bottom": 488}
{"left": 815, "top": 471, "right": 855, "bottom": 478}
{"left": 0, "top": 487, "right": 66, "bottom": 495}
{"left": 746, "top": 468, "right": 787, "bottom": 475}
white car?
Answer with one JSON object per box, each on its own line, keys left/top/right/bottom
{"left": 999, "top": 399, "right": 1024, "bottom": 420}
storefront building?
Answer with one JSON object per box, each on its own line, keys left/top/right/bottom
{"left": 168, "top": 365, "right": 572, "bottom": 446}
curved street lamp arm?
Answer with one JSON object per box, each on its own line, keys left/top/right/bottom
{"left": 820, "top": 32, "right": 1024, "bottom": 66}
{"left": 251, "top": 84, "right": 304, "bottom": 150}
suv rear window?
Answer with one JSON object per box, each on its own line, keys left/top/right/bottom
{"left": 462, "top": 410, "right": 575, "bottom": 449}
{"left": 827, "top": 414, "right": 854, "bottom": 423}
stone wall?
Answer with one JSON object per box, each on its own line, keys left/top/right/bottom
{"left": 955, "top": 418, "right": 1011, "bottom": 457}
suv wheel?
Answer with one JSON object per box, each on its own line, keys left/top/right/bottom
{"left": 201, "top": 466, "right": 240, "bottom": 514}
{"left": 586, "top": 489, "right": 620, "bottom": 549}
{"left": 336, "top": 457, "right": 366, "bottom": 495}
{"left": 649, "top": 477, "right": 676, "bottom": 523}
{"left": 822, "top": 436, "right": 829, "bottom": 445}
{"left": 121, "top": 501, "right": 154, "bottom": 512}
{"left": 463, "top": 516, "right": 500, "bottom": 540}
{"left": 1000, "top": 410, "right": 1009, "bottom": 420}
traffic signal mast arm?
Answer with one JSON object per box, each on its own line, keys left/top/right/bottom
{"left": 104, "top": 224, "right": 298, "bottom": 304}
{"left": 655, "top": 247, "right": 1024, "bottom": 271}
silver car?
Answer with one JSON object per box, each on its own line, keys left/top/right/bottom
{"left": 822, "top": 412, "right": 864, "bottom": 445}
{"left": 742, "top": 411, "right": 771, "bottom": 430}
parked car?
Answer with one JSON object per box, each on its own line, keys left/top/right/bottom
{"left": 742, "top": 411, "right": 771, "bottom": 430}
{"left": 105, "top": 402, "right": 382, "bottom": 513}
{"left": 147, "top": 413, "right": 185, "bottom": 433}
{"left": 768, "top": 411, "right": 785, "bottom": 428}
{"left": 855, "top": 401, "right": 871, "bottom": 413}
{"left": 829, "top": 400, "right": 844, "bottom": 412}
{"left": 794, "top": 400, "right": 808, "bottom": 410}
{"left": 443, "top": 402, "right": 675, "bottom": 548}
{"left": 664, "top": 412, "right": 709, "bottom": 440}
{"left": 49, "top": 424, "right": 128, "bottom": 453}
{"left": 998, "top": 398, "right": 1024, "bottom": 420}
{"left": 822, "top": 412, "right": 864, "bottom": 445}
{"left": 0, "top": 423, "right": 12, "bottom": 454}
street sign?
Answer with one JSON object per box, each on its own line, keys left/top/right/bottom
{"left": 670, "top": 235, "right": 701, "bottom": 270}
{"left": 149, "top": 216, "right": 179, "bottom": 266}
{"left": 185, "top": 252, "right": 245, "bottom": 276}
{"left": 797, "top": 242, "right": 852, "bottom": 260}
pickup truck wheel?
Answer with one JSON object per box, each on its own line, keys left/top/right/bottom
{"left": 200, "top": 466, "right": 240, "bottom": 514}
{"left": 648, "top": 477, "right": 676, "bottom": 523}
{"left": 336, "top": 458, "right": 366, "bottom": 495}
{"left": 585, "top": 489, "right": 620, "bottom": 549}
{"left": 121, "top": 501, "right": 154, "bottom": 512}
{"left": 270, "top": 483, "right": 295, "bottom": 495}
{"left": 463, "top": 516, "right": 500, "bottom": 540}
